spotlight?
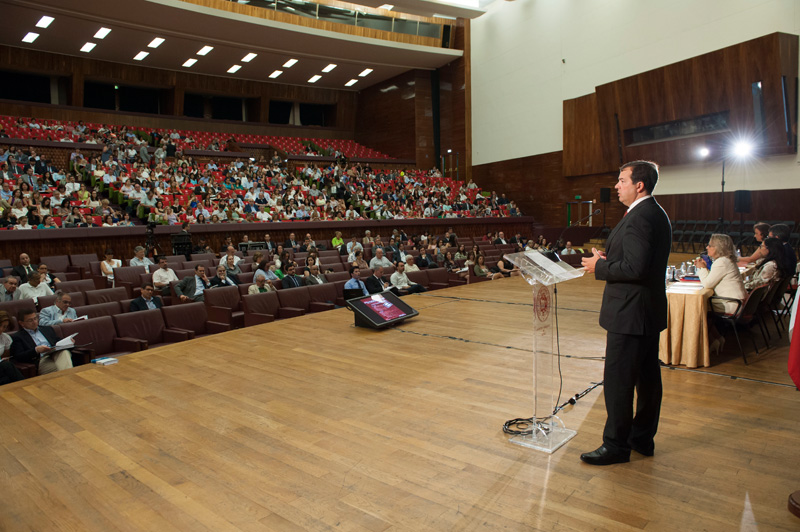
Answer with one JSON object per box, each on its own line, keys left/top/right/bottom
{"left": 733, "top": 141, "right": 753, "bottom": 158}
{"left": 698, "top": 147, "right": 710, "bottom": 158}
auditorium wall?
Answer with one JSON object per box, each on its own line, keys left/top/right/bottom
{"left": 470, "top": 0, "right": 800, "bottom": 195}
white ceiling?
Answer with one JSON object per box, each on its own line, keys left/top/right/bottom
{"left": 1, "top": 0, "right": 465, "bottom": 91}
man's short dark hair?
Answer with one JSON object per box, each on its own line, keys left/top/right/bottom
{"left": 18, "top": 309, "right": 35, "bottom": 322}
{"left": 141, "top": 283, "right": 154, "bottom": 291}
{"left": 194, "top": 264, "right": 204, "bottom": 272}
{"left": 620, "top": 160, "right": 659, "bottom": 194}
{"left": 349, "top": 265, "right": 359, "bottom": 275}
{"left": 769, "top": 223, "right": 790, "bottom": 242}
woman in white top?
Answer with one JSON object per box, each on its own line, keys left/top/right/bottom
{"left": 100, "top": 248, "right": 122, "bottom": 286}
{"left": 744, "top": 237, "right": 790, "bottom": 290}
{"left": 694, "top": 234, "right": 746, "bottom": 315}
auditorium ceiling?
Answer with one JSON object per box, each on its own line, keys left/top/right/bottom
{"left": 2, "top": 0, "right": 464, "bottom": 90}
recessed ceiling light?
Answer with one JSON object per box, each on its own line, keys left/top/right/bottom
{"left": 36, "top": 16, "right": 54, "bottom": 28}
{"left": 22, "top": 32, "right": 39, "bottom": 43}
{"left": 359, "top": 68, "right": 373, "bottom": 77}
{"left": 197, "top": 46, "right": 214, "bottom": 56}
{"left": 378, "top": 4, "right": 394, "bottom": 9}
{"left": 133, "top": 51, "right": 149, "bottom": 61}
{"left": 322, "top": 64, "right": 337, "bottom": 73}
{"left": 345, "top": 79, "right": 358, "bottom": 87}
{"left": 94, "top": 27, "right": 111, "bottom": 39}
{"left": 227, "top": 65, "right": 242, "bottom": 73}
{"left": 148, "top": 37, "right": 165, "bottom": 48}
{"left": 242, "top": 53, "right": 257, "bottom": 62}
{"left": 283, "top": 58, "right": 298, "bottom": 68}
{"left": 308, "top": 75, "right": 322, "bottom": 83}
{"left": 80, "top": 42, "right": 96, "bottom": 53}
{"left": 183, "top": 58, "right": 198, "bottom": 68}
{"left": 285, "top": 6, "right": 295, "bottom": 11}
{"left": 269, "top": 70, "right": 283, "bottom": 78}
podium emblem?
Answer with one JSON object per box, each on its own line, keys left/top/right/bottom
{"left": 533, "top": 285, "right": 550, "bottom": 322}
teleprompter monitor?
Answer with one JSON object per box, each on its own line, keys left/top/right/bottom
{"left": 345, "top": 291, "right": 419, "bottom": 329}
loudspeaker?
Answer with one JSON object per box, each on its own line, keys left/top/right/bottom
{"left": 442, "top": 25, "right": 452, "bottom": 48}
{"left": 734, "top": 190, "right": 752, "bottom": 214}
{"left": 600, "top": 188, "right": 611, "bottom": 203}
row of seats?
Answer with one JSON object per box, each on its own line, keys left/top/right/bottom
{"left": 671, "top": 219, "right": 799, "bottom": 253}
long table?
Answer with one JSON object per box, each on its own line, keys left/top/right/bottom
{"left": 659, "top": 283, "right": 714, "bottom": 368}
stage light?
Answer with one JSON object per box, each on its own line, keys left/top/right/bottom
{"left": 36, "top": 16, "right": 54, "bottom": 28}
{"left": 698, "top": 147, "right": 710, "bottom": 158}
{"left": 733, "top": 141, "right": 753, "bottom": 158}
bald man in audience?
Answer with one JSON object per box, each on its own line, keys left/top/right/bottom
{"left": 0, "top": 277, "right": 19, "bottom": 302}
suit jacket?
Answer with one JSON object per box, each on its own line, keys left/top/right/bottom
{"left": 364, "top": 275, "right": 388, "bottom": 294}
{"left": 10, "top": 325, "right": 61, "bottom": 365}
{"left": 0, "top": 285, "right": 19, "bottom": 302}
{"left": 210, "top": 274, "right": 239, "bottom": 287}
{"left": 129, "top": 296, "right": 163, "bottom": 312}
{"left": 10, "top": 264, "right": 38, "bottom": 283}
{"left": 595, "top": 197, "right": 672, "bottom": 336}
{"left": 304, "top": 274, "right": 328, "bottom": 286}
{"left": 493, "top": 238, "right": 507, "bottom": 245}
{"left": 174, "top": 275, "right": 210, "bottom": 300}
{"left": 281, "top": 275, "right": 303, "bottom": 289}
{"left": 39, "top": 305, "right": 78, "bottom": 326}
{"left": 284, "top": 239, "right": 299, "bottom": 250}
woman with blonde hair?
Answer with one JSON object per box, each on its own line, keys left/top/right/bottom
{"left": 694, "top": 234, "right": 746, "bottom": 315}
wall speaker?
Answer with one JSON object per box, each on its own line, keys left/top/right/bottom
{"left": 599, "top": 188, "right": 611, "bottom": 203}
{"left": 734, "top": 190, "right": 752, "bottom": 214}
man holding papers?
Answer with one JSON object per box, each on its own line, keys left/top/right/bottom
{"left": 11, "top": 309, "right": 74, "bottom": 375}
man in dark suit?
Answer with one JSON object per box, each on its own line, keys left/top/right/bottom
{"left": 129, "top": 284, "right": 163, "bottom": 312}
{"left": 280, "top": 264, "right": 303, "bottom": 289}
{"left": 210, "top": 265, "right": 239, "bottom": 287}
{"left": 580, "top": 160, "right": 671, "bottom": 466}
{"left": 284, "top": 232, "right": 300, "bottom": 251}
{"left": 364, "top": 267, "right": 398, "bottom": 295}
{"left": 263, "top": 233, "right": 276, "bottom": 253}
{"left": 493, "top": 232, "right": 508, "bottom": 245}
{"left": 11, "top": 253, "right": 38, "bottom": 283}
{"left": 11, "top": 309, "right": 73, "bottom": 375}
{"left": 303, "top": 264, "right": 328, "bottom": 286}
{"left": 174, "top": 264, "right": 211, "bottom": 302}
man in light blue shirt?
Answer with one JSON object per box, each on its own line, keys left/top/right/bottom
{"left": 344, "top": 266, "right": 369, "bottom": 296}
{"left": 39, "top": 291, "right": 78, "bottom": 326}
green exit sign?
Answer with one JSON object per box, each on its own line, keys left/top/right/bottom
{"left": 574, "top": 195, "right": 582, "bottom": 200}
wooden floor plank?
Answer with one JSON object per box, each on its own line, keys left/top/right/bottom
{"left": 1, "top": 273, "right": 798, "bottom": 531}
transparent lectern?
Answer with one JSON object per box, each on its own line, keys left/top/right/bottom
{"left": 504, "top": 250, "right": 585, "bottom": 453}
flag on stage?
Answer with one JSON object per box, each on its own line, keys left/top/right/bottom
{"left": 789, "top": 291, "right": 800, "bottom": 389}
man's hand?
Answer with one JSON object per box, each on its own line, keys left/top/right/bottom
{"left": 581, "top": 248, "right": 606, "bottom": 273}
{"left": 180, "top": 295, "right": 189, "bottom": 302}
{"left": 35, "top": 345, "right": 51, "bottom": 354}
{"left": 62, "top": 318, "right": 73, "bottom": 323}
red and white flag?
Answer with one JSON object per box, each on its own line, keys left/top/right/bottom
{"left": 789, "top": 292, "right": 800, "bottom": 389}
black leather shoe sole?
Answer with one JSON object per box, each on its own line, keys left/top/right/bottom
{"left": 580, "top": 446, "right": 630, "bottom": 466}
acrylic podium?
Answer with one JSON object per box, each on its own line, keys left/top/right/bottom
{"left": 504, "top": 250, "right": 585, "bottom": 453}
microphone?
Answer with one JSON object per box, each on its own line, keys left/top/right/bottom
{"left": 557, "top": 208, "right": 601, "bottom": 248}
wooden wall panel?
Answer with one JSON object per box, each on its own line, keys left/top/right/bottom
{"left": 564, "top": 33, "right": 798, "bottom": 176}
{"left": 414, "top": 70, "right": 436, "bottom": 169}
{"left": 438, "top": 19, "right": 468, "bottom": 179}
{"left": 657, "top": 189, "right": 800, "bottom": 224}
{"left": 355, "top": 71, "right": 417, "bottom": 162}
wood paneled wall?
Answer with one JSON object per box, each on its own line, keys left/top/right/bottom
{"left": 657, "top": 189, "right": 800, "bottom": 224}
{"left": 355, "top": 71, "right": 418, "bottom": 162}
{"left": 438, "top": 19, "right": 469, "bottom": 179}
{"left": 563, "top": 33, "right": 799, "bottom": 176}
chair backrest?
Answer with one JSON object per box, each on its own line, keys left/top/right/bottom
{"left": 739, "top": 284, "right": 770, "bottom": 321}
{"left": 162, "top": 302, "right": 209, "bottom": 335}
{"left": 40, "top": 255, "right": 71, "bottom": 272}
{"left": 57, "top": 279, "right": 96, "bottom": 294}
{"left": 241, "top": 291, "right": 279, "bottom": 317}
{"left": 426, "top": 267, "right": 449, "bottom": 286}
{"left": 182, "top": 260, "right": 209, "bottom": 271}
{"left": 203, "top": 285, "right": 241, "bottom": 311}
{"left": 0, "top": 299, "right": 37, "bottom": 320}
{"left": 53, "top": 316, "right": 117, "bottom": 356}
{"left": 307, "top": 282, "right": 338, "bottom": 304}
{"left": 163, "top": 255, "right": 188, "bottom": 263}
{"left": 113, "top": 266, "right": 147, "bottom": 295}
{"left": 86, "top": 287, "right": 129, "bottom": 305}
{"left": 406, "top": 270, "right": 430, "bottom": 288}
{"left": 326, "top": 271, "right": 351, "bottom": 283}
{"left": 69, "top": 253, "right": 99, "bottom": 268}
{"left": 190, "top": 253, "right": 217, "bottom": 267}
{"left": 75, "top": 301, "right": 123, "bottom": 320}
{"left": 113, "top": 309, "right": 166, "bottom": 345}
{"left": 238, "top": 272, "right": 255, "bottom": 284}
{"left": 37, "top": 291, "right": 84, "bottom": 310}
{"left": 277, "top": 286, "right": 311, "bottom": 311}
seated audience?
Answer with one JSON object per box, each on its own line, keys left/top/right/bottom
{"left": 37, "top": 264, "right": 60, "bottom": 291}
{"left": 248, "top": 276, "right": 275, "bottom": 294}
{"left": 304, "top": 264, "right": 328, "bottom": 285}
{"left": 369, "top": 248, "right": 393, "bottom": 270}
{"left": 0, "top": 311, "right": 24, "bottom": 385}
{"left": 11, "top": 309, "right": 73, "bottom": 375}
{"left": 344, "top": 266, "right": 369, "bottom": 296}
{"left": 11, "top": 253, "right": 37, "bottom": 283}
{"left": 0, "top": 277, "right": 19, "bottom": 302}
{"left": 474, "top": 255, "right": 503, "bottom": 280}
{"left": 390, "top": 262, "right": 426, "bottom": 294}
{"left": 130, "top": 284, "right": 163, "bottom": 311}
{"left": 223, "top": 254, "right": 242, "bottom": 276}
{"left": 175, "top": 264, "right": 211, "bottom": 302}
{"left": 404, "top": 255, "right": 420, "bottom": 273}
{"left": 744, "top": 237, "right": 791, "bottom": 290}
{"left": 280, "top": 264, "right": 303, "bottom": 288}
{"left": 219, "top": 246, "right": 242, "bottom": 267}
{"left": 768, "top": 223, "right": 798, "bottom": 274}
{"left": 17, "top": 272, "right": 54, "bottom": 301}
{"left": 365, "top": 266, "right": 397, "bottom": 295}
{"left": 130, "top": 246, "right": 154, "bottom": 269}
{"left": 561, "top": 241, "right": 577, "bottom": 255}
{"left": 211, "top": 264, "right": 239, "bottom": 287}
{"left": 100, "top": 248, "right": 122, "bottom": 286}
{"left": 39, "top": 291, "right": 77, "bottom": 326}
{"left": 738, "top": 222, "right": 770, "bottom": 266}
{"left": 694, "top": 234, "right": 747, "bottom": 314}
{"left": 152, "top": 257, "right": 178, "bottom": 296}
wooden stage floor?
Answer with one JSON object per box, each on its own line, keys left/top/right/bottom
{"left": 1, "top": 274, "right": 798, "bottom": 531}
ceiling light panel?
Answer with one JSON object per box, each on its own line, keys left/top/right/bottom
{"left": 22, "top": 32, "right": 39, "bottom": 43}
{"left": 148, "top": 37, "right": 165, "bottom": 48}
{"left": 80, "top": 42, "right": 96, "bottom": 53}
{"left": 308, "top": 75, "right": 322, "bottom": 83}
{"left": 269, "top": 70, "right": 283, "bottom": 79}
{"left": 345, "top": 79, "right": 358, "bottom": 87}
{"left": 359, "top": 68, "right": 373, "bottom": 77}
{"left": 242, "top": 53, "right": 257, "bottom": 62}
{"left": 183, "top": 58, "right": 198, "bottom": 67}
{"left": 227, "top": 65, "right": 242, "bottom": 73}
{"left": 283, "top": 58, "right": 298, "bottom": 68}
{"left": 94, "top": 27, "right": 111, "bottom": 39}
{"left": 322, "top": 64, "right": 337, "bottom": 73}
{"left": 36, "top": 16, "right": 54, "bottom": 28}
{"left": 134, "top": 51, "right": 149, "bottom": 61}
{"left": 197, "top": 46, "right": 214, "bottom": 56}
{"left": 378, "top": 4, "right": 394, "bottom": 9}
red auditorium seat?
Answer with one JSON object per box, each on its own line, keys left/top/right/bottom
{"left": 161, "top": 302, "right": 230, "bottom": 338}
{"left": 112, "top": 309, "right": 190, "bottom": 350}
{"left": 85, "top": 287, "right": 128, "bottom": 305}
{"left": 76, "top": 301, "right": 124, "bottom": 319}
{"left": 307, "top": 283, "right": 343, "bottom": 308}
{"left": 241, "top": 291, "right": 279, "bottom": 326}
{"left": 53, "top": 316, "right": 142, "bottom": 359}
{"left": 203, "top": 285, "right": 244, "bottom": 329}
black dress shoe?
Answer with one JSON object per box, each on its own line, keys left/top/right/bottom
{"left": 630, "top": 444, "right": 654, "bottom": 457}
{"left": 580, "top": 445, "right": 630, "bottom": 466}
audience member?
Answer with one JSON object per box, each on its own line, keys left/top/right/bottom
{"left": 744, "top": 237, "right": 790, "bottom": 290}
{"left": 11, "top": 309, "right": 73, "bottom": 375}
{"left": 369, "top": 248, "right": 392, "bottom": 270}
{"left": 365, "top": 266, "right": 396, "bottom": 295}
{"left": 17, "top": 272, "right": 54, "bottom": 301}
{"left": 561, "top": 241, "right": 577, "bottom": 255}
{"left": 768, "top": 223, "right": 797, "bottom": 274}
{"left": 390, "top": 262, "right": 426, "bottom": 294}
{"left": 304, "top": 264, "right": 328, "bottom": 285}
{"left": 248, "top": 276, "right": 275, "bottom": 294}
{"left": 280, "top": 265, "right": 303, "bottom": 288}
{"left": 100, "top": 248, "right": 122, "bottom": 286}
{"left": 39, "top": 291, "right": 77, "bottom": 325}
{"left": 175, "top": 265, "right": 210, "bottom": 302}
{"left": 36, "top": 264, "right": 60, "bottom": 291}
{"left": 738, "top": 222, "right": 770, "bottom": 266}
{"left": 0, "top": 277, "right": 19, "bottom": 302}
{"left": 474, "top": 255, "right": 502, "bottom": 280}
{"left": 152, "top": 257, "right": 178, "bottom": 296}
{"left": 211, "top": 264, "right": 239, "bottom": 287}
{"left": 404, "top": 255, "right": 420, "bottom": 273}
{"left": 129, "top": 284, "right": 163, "bottom": 311}
{"left": 11, "top": 253, "right": 37, "bottom": 283}
{"left": 130, "top": 246, "right": 154, "bottom": 270}
{"left": 219, "top": 246, "right": 242, "bottom": 267}
{"left": 344, "top": 266, "right": 369, "bottom": 296}
{"left": 0, "top": 311, "right": 24, "bottom": 385}
{"left": 694, "top": 234, "right": 746, "bottom": 314}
